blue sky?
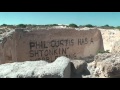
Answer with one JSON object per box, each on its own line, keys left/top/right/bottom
{"left": 0, "top": 12, "right": 119, "bottom": 26}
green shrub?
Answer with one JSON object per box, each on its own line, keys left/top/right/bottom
{"left": 52, "top": 24, "right": 59, "bottom": 26}
{"left": 98, "top": 50, "right": 110, "bottom": 53}
{"left": 100, "top": 24, "right": 115, "bottom": 29}
{"left": 69, "top": 23, "right": 78, "bottom": 28}
{"left": 104, "top": 24, "right": 109, "bottom": 27}
{"left": 17, "top": 24, "right": 27, "bottom": 28}
{"left": 116, "top": 26, "right": 120, "bottom": 29}
{"left": 1, "top": 24, "right": 7, "bottom": 26}
{"left": 84, "top": 24, "right": 94, "bottom": 27}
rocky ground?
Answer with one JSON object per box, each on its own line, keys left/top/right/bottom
{"left": 0, "top": 27, "right": 120, "bottom": 78}
{"left": 83, "top": 53, "right": 120, "bottom": 78}
{"left": 0, "top": 52, "right": 120, "bottom": 78}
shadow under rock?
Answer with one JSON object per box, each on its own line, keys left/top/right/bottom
{"left": 70, "top": 62, "right": 90, "bottom": 78}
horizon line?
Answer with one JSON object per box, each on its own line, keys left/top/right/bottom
{"left": 0, "top": 23, "right": 118, "bottom": 27}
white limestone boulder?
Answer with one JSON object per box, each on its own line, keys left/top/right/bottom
{"left": 0, "top": 56, "right": 71, "bottom": 78}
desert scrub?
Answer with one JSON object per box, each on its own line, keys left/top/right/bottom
{"left": 98, "top": 50, "right": 110, "bottom": 54}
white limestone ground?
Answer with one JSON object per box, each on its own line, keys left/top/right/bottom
{"left": 0, "top": 56, "right": 70, "bottom": 78}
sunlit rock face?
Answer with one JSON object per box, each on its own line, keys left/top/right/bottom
{"left": 0, "top": 28, "right": 104, "bottom": 64}
{"left": 99, "top": 29, "right": 120, "bottom": 52}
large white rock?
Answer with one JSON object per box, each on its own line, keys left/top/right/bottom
{"left": 0, "top": 56, "right": 71, "bottom": 78}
